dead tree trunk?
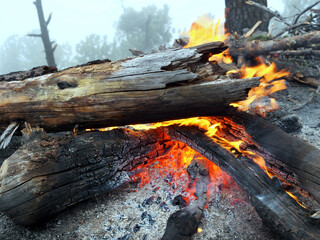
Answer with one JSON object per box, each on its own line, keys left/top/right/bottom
{"left": 31, "top": 0, "right": 56, "bottom": 67}
{"left": 0, "top": 42, "right": 259, "bottom": 132}
{"left": 225, "top": 0, "right": 271, "bottom": 34}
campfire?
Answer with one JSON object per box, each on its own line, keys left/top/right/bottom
{"left": 1, "top": 16, "right": 320, "bottom": 240}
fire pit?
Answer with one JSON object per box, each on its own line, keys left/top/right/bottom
{"left": 1, "top": 17, "right": 320, "bottom": 240}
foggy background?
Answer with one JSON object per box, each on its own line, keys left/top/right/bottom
{"left": 0, "top": 0, "right": 315, "bottom": 74}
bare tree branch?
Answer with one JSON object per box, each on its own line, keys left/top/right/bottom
{"left": 246, "top": 0, "right": 289, "bottom": 25}
{"left": 27, "top": 34, "right": 42, "bottom": 37}
{"left": 293, "top": 0, "right": 320, "bottom": 25}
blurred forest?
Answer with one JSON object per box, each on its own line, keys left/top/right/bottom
{"left": 0, "top": 0, "right": 319, "bottom": 74}
{"left": 0, "top": 4, "right": 172, "bottom": 74}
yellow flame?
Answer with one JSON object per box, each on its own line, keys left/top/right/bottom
{"left": 183, "top": 15, "right": 229, "bottom": 48}
{"left": 230, "top": 61, "right": 289, "bottom": 116}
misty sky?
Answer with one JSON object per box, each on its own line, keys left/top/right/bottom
{"left": 0, "top": 0, "right": 285, "bottom": 48}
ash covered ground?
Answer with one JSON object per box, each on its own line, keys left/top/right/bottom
{"left": 0, "top": 81, "right": 319, "bottom": 240}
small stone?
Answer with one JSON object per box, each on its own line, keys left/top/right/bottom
{"left": 148, "top": 215, "right": 156, "bottom": 225}
{"left": 160, "top": 201, "right": 170, "bottom": 212}
{"left": 118, "top": 234, "right": 131, "bottom": 240}
{"left": 142, "top": 196, "right": 155, "bottom": 207}
{"left": 141, "top": 211, "right": 148, "bottom": 220}
{"left": 156, "top": 196, "right": 162, "bottom": 204}
{"left": 133, "top": 224, "right": 141, "bottom": 233}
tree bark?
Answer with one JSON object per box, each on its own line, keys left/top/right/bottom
{"left": 225, "top": 0, "right": 271, "bottom": 35}
{"left": 0, "top": 42, "right": 259, "bottom": 132}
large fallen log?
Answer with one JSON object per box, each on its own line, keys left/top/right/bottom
{"left": 225, "top": 110, "right": 320, "bottom": 205}
{"left": 0, "top": 42, "right": 258, "bottom": 132}
{"left": 0, "top": 128, "right": 175, "bottom": 225}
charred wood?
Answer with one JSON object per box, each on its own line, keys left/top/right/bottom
{"left": 0, "top": 66, "right": 57, "bottom": 82}
{"left": 165, "top": 125, "right": 320, "bottom": 240}
{"left": 226, "top": 110, "right": 320, "bottom": 205}
{"left": 0, "top": 128, "right": 174, "bottom": 225}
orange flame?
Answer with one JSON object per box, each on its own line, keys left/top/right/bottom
{"left": 86, "top": 115, "right": 305, "bottom": 208}
{"left": 130, "top": 143, "right": 231, "bottom": 204}
{"left": 182, "top": 15, "right": 289, "bottom": 116}
{"left": 230, "top": 60, "right": 289, "bottom": 116}
{"left": 183, "top": 15, "right": 229, "bottom": 48}
{"left": 182, "top": 15, "right": 232, "bottom": 64}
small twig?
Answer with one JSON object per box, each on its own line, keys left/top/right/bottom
{"left": 269, "top": 49, "right": 320, "bottom": 56}
{"left": 292, "top": 91, "right": 316, "bottom": 111}
{"left": 273, "top": 22, "right": 310, "bottom": 39}
{"left": 244, "top": 21, "right": 262, "bottom": 38}
{"left": 293, "top": 0, "right": 320, "bottom": 25}
{"left": 246, "top": 0, "right": 289, "bottom": 25}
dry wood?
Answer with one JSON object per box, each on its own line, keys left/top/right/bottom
{"left": 0, "top": 42, "right": 258, "bottom": 132}
{"left": 270, "top": 49, "right": 320, "bottom": 56}
{"left": 229, "top": 31, "right": 320, "bottom": 57}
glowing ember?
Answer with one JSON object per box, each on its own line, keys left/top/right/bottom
{"left": 130, "top": 143, "right": 231, "bottom": 204}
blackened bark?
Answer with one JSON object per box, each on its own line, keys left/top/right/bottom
{"left": 0, "top": 129, "right": 174, "bottom": 225}
{"left": 225, "top": 0, "right": 271, "bottom": 34}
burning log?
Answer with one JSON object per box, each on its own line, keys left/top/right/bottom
{"left": 0, "top": 42, "right": 259, "bottom": 132}
{"left": 0, "top": 128, "right": 175, "bottom": 225}
{"left": 166, "top": 124, "right": 320, "bottom": 240}
{"left": 1, "top": 115, "right": 320, "bottom": 239}
{"left": 226, "top": 110, "right": 320, "bottom": 204}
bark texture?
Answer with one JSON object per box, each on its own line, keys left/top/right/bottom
{"left": 225, "top": 0, "right": 271, "bottom": 34}
{"left": 166, "top": 125, "right": 320, "bottom": 240}
{"left": 0, "top": 42, "right": 259, "bottom": 132}
{"left": 0, "top": 129, "right": 174, "bottom": 225}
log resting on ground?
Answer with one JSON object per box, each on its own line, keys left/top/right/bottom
{"left": 225, "top": 110, "right": 320, "bottom": 205}
{"left": 0, "top": 42, "right": 259, "bottom": 132}
{"left": 0, "top": 129, "right": 175, "bottom": 225}
{"left": 166, "top": 125, "right": 320, "bottom": 240}
{"left": 161, "top": 158, "right": 209, "bottom": 240}
{"left": 1, "top": 119, "right": 320, "bottom": 240}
